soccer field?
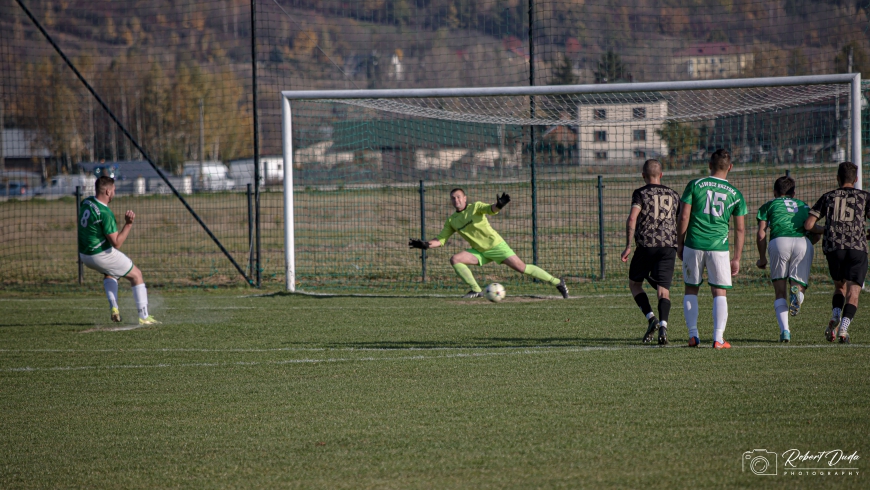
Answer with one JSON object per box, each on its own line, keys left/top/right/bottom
{"left": 1, "top": 290, "right": 867, "bottom": 488}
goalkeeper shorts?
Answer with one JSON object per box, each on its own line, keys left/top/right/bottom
{"left": 468, "top": 241, "right": 516, "bottom": 266}
{"left": 80, "top": 248, "right": 134, "bottom": 278}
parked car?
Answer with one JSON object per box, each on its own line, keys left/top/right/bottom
{"left": 35, "top": 174, "right": 95, "bottom": 196}
{"left": 0, "top": 181, "right": 31, "bottom": 197}
{"left": 182, "top": 162, "right": 235, "bottom": 191}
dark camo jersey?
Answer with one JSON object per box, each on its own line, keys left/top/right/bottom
{"left": 631, "top": 184, "right": 681, "bottom": 248}
{"left": 809, "top": 187, "right": 870, "bottom": 254}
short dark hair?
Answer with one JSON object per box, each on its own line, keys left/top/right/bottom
{"left": 837, "top": 161, "right": 858, "bottom": 185}
{"left": 642, "top": 159, "right": 662, "bottom": 177}
{"left": 773, "top": 176, "right": 795, "bottom": 197}
{"left": 95, "top": 176, "right": 115, "bottom": 195}
{"left": 449, "top": 188, "right": 465, "bottom": 196}
{"left": 710, "top": 149, "right": 731, "bottom": 171}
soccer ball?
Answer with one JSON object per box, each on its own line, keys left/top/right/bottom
{"left": 484, "top": 283, "right": 506, "bottom": 303}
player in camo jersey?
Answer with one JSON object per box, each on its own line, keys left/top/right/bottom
{"left": 78, "top": 175, "right": 159, "bottom": 325}
{"left": 755, "top": 175, "right": 823, "bottom": 342}
{"left": 621, "top": 159, "right": 681, "bottom": 345}
{"left": 804, "top": 162, "right": 870, "bottom": 344}
{"left": 677, "top": 149, "right": 747, "bottom": 349}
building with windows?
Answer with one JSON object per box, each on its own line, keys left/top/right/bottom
{"left": 673, "top": 43, "right": 754, "bottom": 80}
{"left": 577, "top": 93, "right": 669, "bottom": 163}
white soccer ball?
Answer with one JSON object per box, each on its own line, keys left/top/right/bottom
{"left": 484, "top": 283, "right": 506, "bottom": 303}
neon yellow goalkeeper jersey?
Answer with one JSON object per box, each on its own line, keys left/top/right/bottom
{"left": 78, "top": 196, "right": 118, "bottom": 255}
{"left": 437, "top": 201, "right": 504, "bottom": 252}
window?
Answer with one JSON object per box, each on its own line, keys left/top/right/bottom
{"left": 633, "top": 130, "right": 646, "bottom": 141}
{"left": 634, "top": 150, "right": 646, "bottom": 158}
{"left": 593, "top": 109, "right": 606, "bottom": 120}
{"left": 633, "top": 107, "right": 646, "bottom": 119}
{"left": 594, "top": 131, "right": 607, "bottom": 142}
{"left": 594, "top": 151, "right": 608, "bottom": 160}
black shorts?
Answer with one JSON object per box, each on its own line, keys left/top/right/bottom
{"left": 629, "top": 246, "right": 677, "bottom": 290}
{"left": 825, "top": 249, "right": 869, "bottom": 285}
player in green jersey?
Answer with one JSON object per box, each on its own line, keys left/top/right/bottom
{"left": 677, "top": 149, "right": 747, "bottom": 349}
{"left": 78, "top": 176, "right": 159, "bottom": 325}
{"left": 755, "top": 176, "right": 823, "bottom": 342}
{"left": 409, "top": 188, "right": 569, "bottom": 298}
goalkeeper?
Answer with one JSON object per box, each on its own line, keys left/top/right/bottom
{"left": 409, "top": 188, "right": 569, "bottom": 299}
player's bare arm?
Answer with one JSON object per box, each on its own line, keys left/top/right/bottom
{"left": 107, "top": 210, "right": 135, "bottom": 249}
{"left": 621, "top": 206, "right": 641, "bottom": 262}
{"left": 732, "top": 214, "right": 745, "bottom": 276}
{"left": 676, "top": 203, "right": 692, "bottom": 260}
{"left": 756, "top": 220, "right": 768, "bottom": 269}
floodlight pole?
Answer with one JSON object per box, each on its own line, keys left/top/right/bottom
{"left": 282, "top": 96, "right": 296, "bottom": 292}
{"left": 852, "top": 73, "right": 862, "bottom": 189}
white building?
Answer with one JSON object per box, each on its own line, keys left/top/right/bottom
{"left": 578, "top": 93, "right": 669, "bottom": 163}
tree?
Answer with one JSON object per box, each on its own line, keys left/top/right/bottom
{"left": 594, "top": 50, "right": 630, "bottom": 84}
{"left": 657, "top": 121, "right": 698, "bottom": 161}
{"left": 549, "top": 54, "right": 577, "bottom": 85}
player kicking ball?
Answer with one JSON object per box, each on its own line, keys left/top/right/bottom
{"left": 804, "top": 162, "right": 870, "bottom": 344}
{"left": 755, "top": 176, "right": 822, "bottom": 342}
{"left": 78, "top": 175, "right": 159, "bottom": 325}
{"left": 621, "top": 159, "right": 681, "bottom": 345}
{"left": 677, "top": 149, "right": 747, "bottom": 349}
{"left": 409, "top": 188, "right": 568, "bottom": 299}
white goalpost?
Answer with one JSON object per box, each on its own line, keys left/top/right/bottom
{"left": 282, "top": 74, "right": 862, "bottom": 292}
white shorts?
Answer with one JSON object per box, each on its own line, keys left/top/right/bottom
{"left": 80, "top": 248, "right": 134, "bottom": 278}
{"left": 682, "top": 246, "right": 732, "bottom": 289}
{"left": 768, "top": 236, "right": 813, "bottom": 287}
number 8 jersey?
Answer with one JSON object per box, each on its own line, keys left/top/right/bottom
{"left": 809, "top": 187, "right": 870, "bottom": 254}
{"left": 681, "top": 176, "right": 747, "bottom": 252}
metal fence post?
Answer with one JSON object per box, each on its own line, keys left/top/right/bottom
{"left": 597, "top": 176, "right": 606, "bottom": 280}
{"left": 247, "top": 183, "right": 254, "bottom": 279}
{"left": 419, "top": 180, "right": 427, "bottom": 283}
{"left": 75, "top": 185, "right": 83, "bottom": 285}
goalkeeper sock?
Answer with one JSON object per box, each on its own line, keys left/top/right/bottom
{"left": 774, "top": 298, "right": 789, "bottom": 333}
{"left": 452, "top": 263, "right": 482, "bottom": 293}
{"left": 658, "top": 298, "right": 671, "bottom": 324}
{"left": 523, "top": 264, "right": 560, "bottom": 286}
{"left": 103, "top": 278, "right": 119, "bottom": 309}
{"left": 712, "top": 296, "right": 728, "bottom": 343}
{"left": 684, "top": 294, "right": 699, "bottom": 339}
{"left": 633, "top": 293, "right": 654, "bottom": 319}
{"left": 132, "top": 283, "right": 149, "bottom": 319}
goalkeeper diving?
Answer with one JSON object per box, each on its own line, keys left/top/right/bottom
{"left": 409, "top": 188, "right": 569, "bottom": 299}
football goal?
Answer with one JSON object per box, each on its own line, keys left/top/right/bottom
{"left": 281, "top": 74, "right": 862, "bottom": 292}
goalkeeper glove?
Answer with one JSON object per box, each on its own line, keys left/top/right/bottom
{"left": 409, "top": 238, "right": 430, "bottom": 250}
{"left": 495, "top": 192, "right": 511, "bottom": 209}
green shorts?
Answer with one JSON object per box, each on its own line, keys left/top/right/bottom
{"left": 468, "top": 242, "right": 516, "bottom": 266}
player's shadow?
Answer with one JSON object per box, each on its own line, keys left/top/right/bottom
{"left": 311, "top": 336, "right": 639, "bottom": 350}
{"left": 0, "top": 322, "right": 93, "bottom": 328}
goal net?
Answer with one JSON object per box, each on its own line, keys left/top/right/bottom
{"left": 281, "top": 75, "right": 862, "bottom": 293}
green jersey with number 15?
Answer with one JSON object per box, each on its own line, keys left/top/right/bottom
{"left": 681, "top": 176, "right": 747, "bottom": 252}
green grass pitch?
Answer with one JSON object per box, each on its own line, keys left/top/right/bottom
{"left": 1, "top": 289, "right": 868, "bottom": 488}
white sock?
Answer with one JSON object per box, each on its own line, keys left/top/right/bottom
{"left": 774, "top": 298, "right": 789, "bottom": 333}
{"left": 103, "top": 278, "right": 119, "bottom": 309}
{"left": 660, "top": 320, "right": 668, "bottom": 328}
{"left": 832, "top": 308, "right": 842, "bottom": 322}
{"left": 797, "top": 291, "right": 804, "bottom": 305}
{"left": 684, "top": 295, "right": 699, "bottom": 339}
{"left": 712, "top": 296, "right": 728, "bottom": 343}
{"left": 645, "top": 311, "right": 655, "bottom": 320}
{"left": 132, "top": 283, "right": 148, "bottom": 319}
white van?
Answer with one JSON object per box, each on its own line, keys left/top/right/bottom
{"left": 182, "top": 162, "right": 236, "bottom": 191}
{"left": 36, "top": 174, "right": 95, "bottom": 197}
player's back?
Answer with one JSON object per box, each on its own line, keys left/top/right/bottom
{"left": 681, "top": 176, "right": 747, "bottom": 251}
{"left": 78, "top": 196, "right": 116, "bottom": 255}
{"left": 631, "top": 184, "right": 681, "bottom": 248}
{"left": 810, "top": 187, "right": 870, "bottom": 254}
{"left": 757, "top": 197, "right": 810, "bottom": 240}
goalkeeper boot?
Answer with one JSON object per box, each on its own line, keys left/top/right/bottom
{"left": 110, "top": 307, "right": 121, "bottom": 323}
{"left": 825, "top": 320, "right": 839, "bottom": 342}
{"left": 789, "top": 285, "right": 802, "bottom": 316}
{"left": 658, "top": 323, "right": 669, "bottom": 346}
{"left": 462, "top": 291, "right": 483, "bottom": 299}
{"left": 780, "top": 330, "right": 791, "bottom": 343}
{"left": 713, "top": 340, "right": 732, "bottom": 350}
{"left": 556, "top": 278, "right": 569, "bottom": 299}
{"left": 139, "top": 315, "right": 161, "bottom": 325}
{"left": 642, "top": 317, "right": 659, "bottom": 343}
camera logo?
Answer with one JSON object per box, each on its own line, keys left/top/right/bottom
{"left": 743, "top": 449, "right": 778, "bottom": 475}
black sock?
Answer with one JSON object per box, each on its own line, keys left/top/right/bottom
{"left": 843, "top": 303, "right": 857, "bottom": 321}
{"left": 833, "top": 293, "right": 846, "bottom": 310}
{"left": 658, "top": 298, "right": 671, "bottom": 324}
{"left": 633, "top": 293, "right": 653, "bottom": 317}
